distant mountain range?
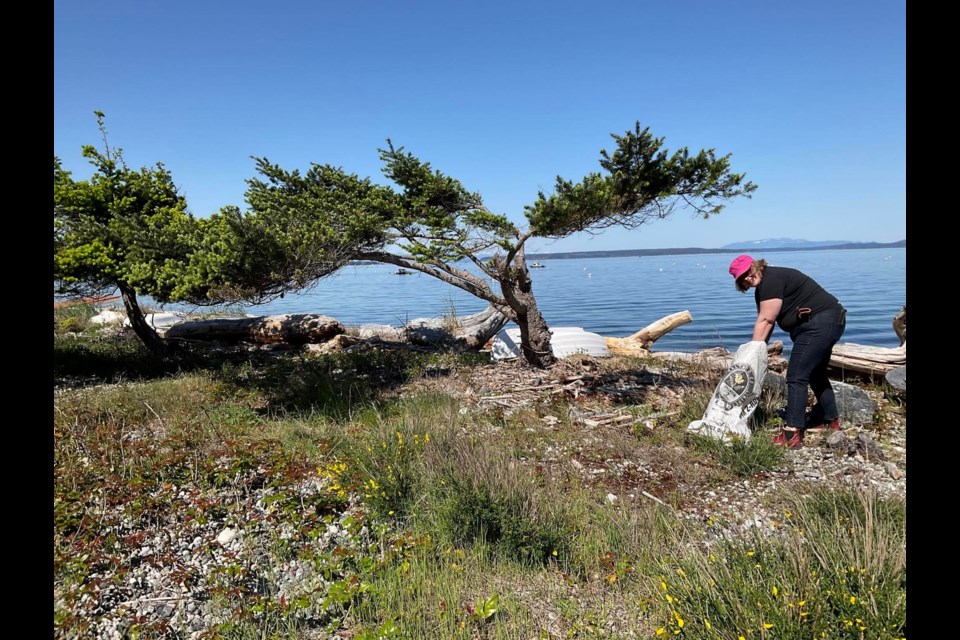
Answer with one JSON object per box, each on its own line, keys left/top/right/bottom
{"left": 523, "top": 239, "right": 905, "bottom": 261}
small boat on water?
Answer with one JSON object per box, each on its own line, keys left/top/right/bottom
{"left": 395, "top": 268, "right": 413, "bottom": 275}
{"left": 529, "top": 262, "right": 545, "bottom": 268}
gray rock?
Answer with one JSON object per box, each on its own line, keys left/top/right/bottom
{"left": 762, "top": 375, "right": 876, "bottom": 424}
{"left": 762, "top": 373, "right": 785, "bottom": 392}
{"left": 824, "top": 431, "right": 885, "bottom": 461}
{"left": 831, "top": 381, "right": 877, "bottom": 423}
{"left": 826, "top": 431, "right": 849, "bottom": 451}
{"left": 886, "top": 366, "right": 906, "bottom": 394}
{"left": 853, "top": 432, "right": 886, "bottom": 461}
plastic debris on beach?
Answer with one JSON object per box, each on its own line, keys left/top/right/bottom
{"left": 491, "top": 326, "right": 610, "bottom": 361}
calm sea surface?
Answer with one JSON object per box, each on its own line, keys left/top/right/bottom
{"left": 158, "top": 248, "right": 906, "bottom": 354}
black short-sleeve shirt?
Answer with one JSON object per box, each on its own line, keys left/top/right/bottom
{"left": 755, "top": 266, "right": 840, "bottom": 332}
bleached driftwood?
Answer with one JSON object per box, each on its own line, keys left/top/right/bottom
{"left": 829, "top": 342, "right": 906, "bottom": 376}
{"left": 164, "top": 304, "right": 509, "bottom": 350}
{"left": 355, "top": 304, "right": 509, "bottom": 350}
{"left": 605, "top": 310, "right": 693, "bottom": 355}
{"left": 404, "top": 304, "right": 509, "bottom": 349}
{"left": 646, "top": 342, "right": 786, "bottom": 371}
{"left": 826, "top": 305, "right": 906, "bottom": 376}
{"left": 165, "top": 314, "right": 344, "bottom": 344}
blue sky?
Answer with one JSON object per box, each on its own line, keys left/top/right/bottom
{"left": 54, "top": 0, "right": 905, "bottom": 254}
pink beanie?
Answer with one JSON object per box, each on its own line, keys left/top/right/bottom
{"left": 729, "top": 255, "right": 754, "bottom": 280}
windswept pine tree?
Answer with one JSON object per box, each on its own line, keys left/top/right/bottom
{"left": 54, "top": 112, "right": 201, "bottom": 355}
{"left": 239, "top": 123, "right": 756, "bottom": 366}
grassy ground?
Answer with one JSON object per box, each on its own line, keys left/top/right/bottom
{"left": 53, "top": 308, "right": 906, "bottom": 639}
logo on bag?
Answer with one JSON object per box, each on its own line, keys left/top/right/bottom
{"left": 717, "top": 365, "right": 754, "bottom": 409}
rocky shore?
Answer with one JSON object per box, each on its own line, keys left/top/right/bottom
{"left": 54, "top": 352, "right": 905, "bottom": 638}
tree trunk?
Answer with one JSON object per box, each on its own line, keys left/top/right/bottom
{"left": 118, "top": 283, "right": 166, "bottom": 356}
{"left": 500, "top": 250, "right": 556, "bottom": 368}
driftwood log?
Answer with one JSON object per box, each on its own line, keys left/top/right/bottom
{"left": 828, "top": 343, "right": 905, "bottom": 377}
{"left": 605, "top": 310, "right": 693, "bottom": 355}
{"left": 627, "top": 305, "right": 907, "bottom": 379}
{"left": 164, "top": 314, "right": 344, "bottom": 344}
{"left": 828, "top": 305, "right": 906, "bottom": 377}
{"left": 404, "top": 304, "right": 509, "bottom": 349}
{"left": 603, "top": 310, "right": 786, "bottom": 371}
{"left": 164, "top": 304, "right": 509, "bottom": 350}
{"left": 645, "top": 342, "right": 787, "bottom": 372}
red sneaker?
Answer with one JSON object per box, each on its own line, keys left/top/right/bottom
{"left": 808, "top": 418, "right": 842, "bottom": 431}
{"left": 772, "top": 427, "right": 803, "bottom": 449}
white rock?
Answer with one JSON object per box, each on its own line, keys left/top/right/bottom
{"left": 606, "top": 493, "right": 618, "bottom": 504}
{"left": 90, "top": 309, "right": 126, "bottom": 325}
{"left": 217, "top": 527, "right": 237, "bottom": 545}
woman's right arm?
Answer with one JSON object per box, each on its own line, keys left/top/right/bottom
{"left": 753, "top": 298, "right": 781, "bottom": 342}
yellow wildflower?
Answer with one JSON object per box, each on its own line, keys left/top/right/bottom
{"left": 772, "top": 586, "right": 778, "bottom": 597}
{"left": 655, "top": 628, "right": 666, "bottom": 636}
{"left": 764, "top": 623, "right": 773, "bottom": 629}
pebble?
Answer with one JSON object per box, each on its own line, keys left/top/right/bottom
{"left": 216, "top": 528, "right": 237, "bottom": 545}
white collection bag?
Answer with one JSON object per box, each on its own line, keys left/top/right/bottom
{"left": 685, "top": 341, "right": 768, "bottom": 443}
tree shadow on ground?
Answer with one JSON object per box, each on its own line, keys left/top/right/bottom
{"left": 54, "top": 331, "right": 486, "bottom": 421}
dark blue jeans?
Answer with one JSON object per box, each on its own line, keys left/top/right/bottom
{"left": 784, "top": 306, "right": 846, "bottom": 428}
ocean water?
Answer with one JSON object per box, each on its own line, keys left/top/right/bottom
{"left": 176, "top": 247, "right": 905, "bottom": 354}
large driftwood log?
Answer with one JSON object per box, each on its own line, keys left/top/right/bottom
{"left": 827, "top": 304, "right": 907, "bottom": 376}
{"left": 165, "top": 314, "right": 344, "bottom": 344}
{"left": 404, "top": 304, "right": 509, "bottom": 349}
{"left": 645, "top": 342, "right": 787, "bottom": 372}
{"left": 829, "top": 342, "right": 906, "bottom": 376}
{"left": 355, "top": 305, "right": 508, "bottom": 348}
{"left": 605, "top": 310, "right": 693, "bottom": 355}
{"left": 165, "top": 305, "right": 509, "bottom": 350}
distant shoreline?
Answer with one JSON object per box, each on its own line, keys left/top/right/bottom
{"left": 343, "top": 241, "right": 906, "bottom": 266}
{"left": 522, "top": 240, "right": 905, "bottom": 261}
